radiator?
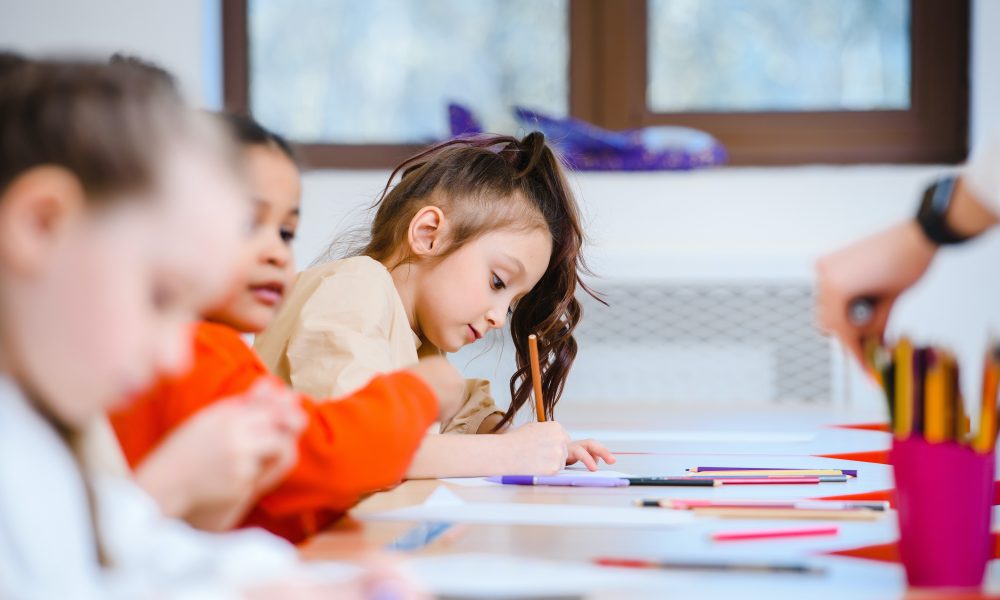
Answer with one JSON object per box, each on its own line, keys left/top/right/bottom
{"left": 452, "top": 280, "right": 835, "bottom": 407}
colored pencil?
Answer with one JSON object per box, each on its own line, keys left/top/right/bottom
{"left": 692, "top": 507, "right": 883, "bottom": 521}
{"left": 894, "top": 337, "right": 914, "bottom": 439}
{"left": 594, "top": 557, "right": 824, "bottom": 575}
{"left": 486, "top": 475, "right": 629, "bottom": 487}
{"left": 711, "top": 525, "right": 839, "bottom": 542}
{"left": 974, "top": 347, "right": 999, "bottom": 453}
{"left": 646, "top": 499, "right": 888, "bottom": 511}
{"left": 528, "top": 334, "right": 545, "bottom": 422}
{"left": 952, "top": 356, "right": 968, "bottom": 443}
{"left": 924, "top": 349, "right": 948, "bottom": 443}
{"left": 687, "top": 467, "right": 859, "bottom": 477}
{"left": 942, "top": 351, "right": 960, "bottom": 442}
{"left": 912, "top": 348, "right": 927, "bottom": 435}
{"left": 863, "top": 338, "right": 1000, "bottom": 450}
{"left": 716, "top": 477, "right": 821, "bottom": 485}
{"left": 882, "top": 358, "right": 896, "bottom": 424}
{"left": 687, "top": 474, "right": 847, "bottom": 483}
{"left": 686, "top": 469, "right": 847, "bottom": 477}
{"left": 625, "top": 478, "right": 721, "bottom": 487}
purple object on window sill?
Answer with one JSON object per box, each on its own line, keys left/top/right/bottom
{"left": 447, "top": 103, "right": 727, "bottom": 171}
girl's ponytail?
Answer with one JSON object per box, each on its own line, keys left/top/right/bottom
{"left": 496, "top": 133, "right": 603, "bottom": 430}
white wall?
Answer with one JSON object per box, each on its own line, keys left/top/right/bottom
{"left": 2, "top": 0, "right": 998, "bottom": 409}
{"left": 0, "top": 0, "right": 212, "bottom": 105}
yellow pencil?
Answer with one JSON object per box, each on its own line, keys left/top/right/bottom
{"left": 528, "top": 334, "right": 545, "bottom": 422}
{"left": 924, "top": 352, "right": 947, "bottom": 443}
{"left": 992, "top": 345, "right": 1000, "bottom": 451}
{"left": 690, "top": 507, "right": 884, "bottom": 521}
{"left": 894, "top": 338, "right": 913, "bottom": 439}
{"left": 689, "top": 470, "right": 846, "bottom": 477}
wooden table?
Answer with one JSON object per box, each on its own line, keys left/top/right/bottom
{"left": 299, "top": 404, "right": 1000, "bottom": 599}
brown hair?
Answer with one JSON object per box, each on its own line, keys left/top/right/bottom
{"left": 361, "top": 133, "right": 601, "bottom": 430}
{"left": 0, "top": 55, "right": 215, "bottom": 202}
{"left": 0, "top": 56, "right": 220, "bottom": 567}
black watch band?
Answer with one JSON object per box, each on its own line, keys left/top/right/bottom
{"left": 915, "top": 175, "right": 972, "bottom": 245}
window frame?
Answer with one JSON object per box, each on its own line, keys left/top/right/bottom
{"left": 223, "top": 0, "right": 969, "bottom": 168}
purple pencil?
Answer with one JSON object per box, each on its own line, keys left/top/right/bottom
{"left": 486, "top": 475, "right": 629, "bottom": 487}
{"left": 688, "top": 467, "right": 858, "bottom": 478}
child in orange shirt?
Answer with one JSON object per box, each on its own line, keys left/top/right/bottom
{"left": 111, "top": 114, "right": 463, "bottom": 543}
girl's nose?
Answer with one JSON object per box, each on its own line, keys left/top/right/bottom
{"left": 486, "top": 307, "right": 506, "bottom": 330}
{"left": 264, "top": 234, "right": 291, "bottom": 267}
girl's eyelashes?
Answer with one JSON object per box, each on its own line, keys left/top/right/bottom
{"left": 491, "top": 272, "right": 507, "bottom": 291}
{"left": 279, "top": 226, "right": 296, "bottom": 243}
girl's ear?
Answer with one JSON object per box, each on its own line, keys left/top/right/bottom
{"left": 407, "top": 205, "right": 447, "bottom": 258}
{"left": 0, "top": 166, "right": 85, "bottom": 276}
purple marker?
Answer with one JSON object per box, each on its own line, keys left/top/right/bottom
{"left": 486, "top": 475, "right": 629, "bottom": 487}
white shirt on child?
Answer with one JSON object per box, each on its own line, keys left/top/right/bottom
{"left": 0, "top": 376, "right": 302, "bottom": 599}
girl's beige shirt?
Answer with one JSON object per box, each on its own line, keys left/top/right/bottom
{"left": 254, "top": 256, "right": 503, "bottom": 434}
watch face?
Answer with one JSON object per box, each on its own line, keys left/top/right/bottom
{"left": 930, "top": 176, "right": 957, "bottom": 213}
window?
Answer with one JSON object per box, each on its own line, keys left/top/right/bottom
{"left": 646, "top": 0, "right": 911, "bottom": 113}
{"left": 223, "top": 0, "right": 968, "bottom": 167}
{"left": 249, "top": 0, "right": 567, "bottom": 144}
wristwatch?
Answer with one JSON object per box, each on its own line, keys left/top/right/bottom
{"left": 915, "top": 175, "right": 973, "bottom": 245}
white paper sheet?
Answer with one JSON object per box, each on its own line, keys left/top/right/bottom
{"left": 406, "top": 552, "right": 660, "bottom": 598}
{"left": 405, "top": 553, "right": 904, "bottom": 600}
{"left": 363, "top": 486, "right": 694, "bottom": 528}
{"left": 569, "top": 430, "right": 816, "bottom": 443}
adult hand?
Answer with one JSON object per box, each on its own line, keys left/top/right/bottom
{"left": 815, "top": 220, "right": 936, "bottom": 365}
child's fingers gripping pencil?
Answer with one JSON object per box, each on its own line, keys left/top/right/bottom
{"left": 528, "top": 334, "right": 545, "bottom": 422}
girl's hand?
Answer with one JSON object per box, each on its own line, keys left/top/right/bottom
{"left": 242, "top": 378, "right": 306, "bottom": 494}
{"left": 565, "top": 439, "right": 616, "bottom": 471}
{"left": 503, "top": 421, "right": 570, "bottom": 475}
{"left": 136, "top": 378, "right": 304, "bottom": 527}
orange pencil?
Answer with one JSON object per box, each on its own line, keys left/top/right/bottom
{"left": 528, "top": 334, "right": 545, "bottom": 421}
{"left": 974, "top": 348, "right": 1000, "bottom": 453}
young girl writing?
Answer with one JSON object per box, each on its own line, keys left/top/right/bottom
{"left": 0, "top": 56, "right": 419, "bottom": 598}
{"left": 111, "top": 114, "right": 465, "bottom": 542}
{"left": 255, "top": 133, "right": 614, "bottom": 478}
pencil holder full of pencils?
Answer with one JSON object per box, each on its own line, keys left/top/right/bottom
{"left": 891, "top": 437, "right": 994, "bottom": 588}
{"left": 869, "top": 339, "right": 1000, "bottom": 588}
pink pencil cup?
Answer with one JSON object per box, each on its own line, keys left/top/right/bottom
{"left": 891, "top": 437, "right": 994, "bottom": 588}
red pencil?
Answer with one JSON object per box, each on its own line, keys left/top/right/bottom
{"left": 712, "top": 525, "right": 839, "bottom": 542}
